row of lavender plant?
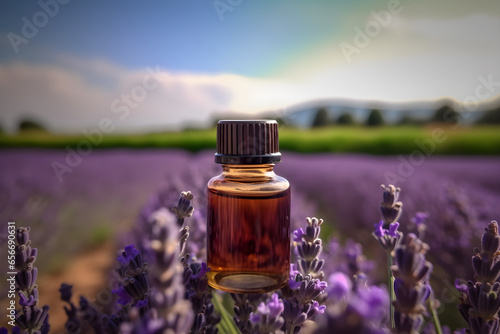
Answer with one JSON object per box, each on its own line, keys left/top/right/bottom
{"left": 276, "top": 154, "right": 500, "bottom": 285}
{"left": 2, "top": 181, "right": 498, "bottom": 333}
{"left": 2, "top": 151, "right": 499, "bottom": 291}
{"left": 0, "top": 150, "right": 198, "bottom": 275}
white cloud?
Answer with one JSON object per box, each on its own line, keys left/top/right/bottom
{"left": 0, "top": 56, "right": 349, "bottom": 133}
{"left": 0, "top": 58, "right": 288, "bottom": 133}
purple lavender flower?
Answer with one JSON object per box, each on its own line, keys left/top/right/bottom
{"left": 101, "top": 307, "right": 132, "bottom": 334}
{"left": 78, "top": 296, "right": 104, "bottom": 333}
{"left": 288, "top": 264, "right": 302, "bottom": 290}
{"left": 232, "top": 293, "right": 266, "bottom": 334}
{"left": 310, "top": 218, "right": 386, "bottom": 334}
{"left": 13, "top": 227, "right": 50, "bottom": 334}
{"left": 314, "top": 283, "right": 389, "bottom": 334}
{"left": 184, "top": 261, "right": 220, "bottom": 334}
{"left": 59, "top": 283, "right": 80, "bottom": 334}
{"left": 457, "top": 220, "right": 500, "bottom": 334}
{"left": 481, "top": 221, "right": 500, "bottom": 255}
{"left": 14, "top": 230, "right": 38, "bottom": 292}
{"left": 293, "top": 228, "right": 304, "bottom": 242}
{"left": 311, "top": 300, "right": 326, "bottom": 315}
{"left": 372, "top": 220, "right": 403, "bottom": 253}
{"left": 117, "top": 244, "right": 141, "bottom": 265}
{"left": 141, "top": 207, "right": 195, "bottom": 331}
{"left": 174, "top": 193, "right": 220, "bottom": 334}
{"left": 351, "top": 285, "right": 389, "bottom": 323}
{"left": 373, "top": 185, "right": 404, "bottom": 254}
{"left": 380, "top": 184, "right": 403, "bottom": 227}
{"left": 412, "top": 212, "right": 429, "bottom": 227}
{"left": 110, "top": 215, "right": 196, "bottom": 334}
{"left": 281, "top": 298, "right": 308, "bottom": 333}
{"left": 374, "top": 220, "right": 385, "bottom": 238}
{"left": 137, "top": 185, "right": 206, "bottom": 260}
{"left": 392, "top": 233, "right": 432, "bottom": 285}
{"left": 387, "top": 222, "right": 400, "bottom": 238}
{"left": 323, "top": 238, "right": 374, "bottom": 284}
{"left": 328, "top": 272, "right": 352, "bottom": 300}
{"left": 124, "top": 183, "right": 224, "bottom": 334}
{"left": 281, "top": 217, "right": 328, "bottom": 333}
{"left": 171, "top": 191, "right": 195, "bottom": 226}
{"left": 393, "top": 279, "right": 430, "bottom": 315}
{"left": 179, "top": 224, "right": 190, "bottom": 258}
{"left": 293, "top": 217, "right": 325, "bottom": 280}
{"left": 455, "top": 279, "right": 468, "bottom": 294}
{"left": 410, "top": 212, "right": 428, "bottom": 240}
{"left": 391, "top": 233, "right": 433, "bottom": 333}
{"left": 105, "top": 194, "right": 195, "bottom": 334}
{"left": 112, "top": 285, "right": 133, "bottom": 306}
{"left": 290, "top": 277, "right": 328, "bottom": 303}
{"left": 250, "top": 294, "right": 285, "bottom": 334}
{"left": 253, "top": 294, "right": 285, "bottom": 321}
{"left": 468, "top": 282, "right": 500, "bottom": 321}
{"left": 112, "top": 244, "right": 150, "bottom": 306}
{"left": 459, "top": 281, "right": 500, "bottom": 334}
{"left": 472, "top": 221, "right": 500, "bottom": 283}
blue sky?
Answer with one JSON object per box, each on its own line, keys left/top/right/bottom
{"left": 0, "top": 1, "right": 359, "bottom": 75}
{"left": 0, "top": 0, "right": 499, "bottom": 132}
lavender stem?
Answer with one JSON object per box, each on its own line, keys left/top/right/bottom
{"left": 388, "top": 252, "right": 395, "bottom": 329}
{"left": 428, "top": 296, "right": 443, "bottom": 334}
{"left": 212, "top": 292, "right": 238, "bottom": 334}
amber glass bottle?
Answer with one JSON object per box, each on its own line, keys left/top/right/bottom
{"left": 207, "top": 120, "right": 290, "bottom": 294}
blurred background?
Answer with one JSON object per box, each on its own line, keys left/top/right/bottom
{"left": 1, "top": 0, "right": 499, "bottom": 331}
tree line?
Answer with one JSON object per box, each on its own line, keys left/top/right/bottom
{"left": 309, "top": 104, "right": 500, "bottom": 127}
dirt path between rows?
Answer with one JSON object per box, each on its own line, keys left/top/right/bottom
{"left": 4, "top": 242, "right": 117, "bottom": 333}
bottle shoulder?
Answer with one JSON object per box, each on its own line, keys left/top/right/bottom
{"left": 207, "top": 173, "right": 290, "bottom": 196}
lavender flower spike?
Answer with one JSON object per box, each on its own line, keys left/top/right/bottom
{"left": 171, "top": 191, "right": 195, "bottom": 226}
{"left": 392, "top": 233, "right": 433, "bottom": 333}
{"left": 14, "top": 227, "right": 50, "bottom": 334}
{"left": 171, "top": 192, "right": 194, "bottom": 256}
{"left": 112, "top": 244, "right": 150, "bottom": 306}
{"left": 294, "top": 217, "right": 325, "bottom": 280}
{"left": 314, "top": 282, "right": 389, "bottom": 334}
{"left": 282, "top": 217, "right": 328, "bottom": 334}
{"left": 184, "top": 261, "right": 220, "bottom": 334}
{"left": 380, "top": 184, "right": 403, "bottom": 227}
{"left": 232, "top": 293, "right": 266, "bottom": 334}
{"left": 250, "top": 293, "right": 285, "bottom": 334}
{"left": 408, "top": 211, "right": 429, "bottom": 240}
{"left": 59, "top": 283, "right": 80, "bottom": 334}
{"left": 146, "top": 207, "right": 195, "bottom": 333}
{"left": 96, "top": 244, "right": 152, "bottom": 333}
{"left": 457, "top": 220, "right": 500, "bottom": 334}
{"left": 473, "top": 220, "right": 500, "bottom": 283}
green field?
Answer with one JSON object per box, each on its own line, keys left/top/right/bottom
{"left": 1, "top": 125, "right": 500, "bottom": 155}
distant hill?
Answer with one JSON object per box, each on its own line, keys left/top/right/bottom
{"left": 256, "top": 97, "right": 500, "bottom": 128}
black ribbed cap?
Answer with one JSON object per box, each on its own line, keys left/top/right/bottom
{"left": 215, "top": 120, "right": 281, "bottom": 164}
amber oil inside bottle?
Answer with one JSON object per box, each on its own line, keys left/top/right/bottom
{"left": 207, "top": 164, "right": 290, "bottom": 294}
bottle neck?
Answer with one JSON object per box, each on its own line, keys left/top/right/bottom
{"left": 221, "top": 164, "right": 276, "bottom": 182}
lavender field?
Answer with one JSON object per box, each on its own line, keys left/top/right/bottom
{"left": 1, "top": 149, "right": 500, "bottom": 332}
